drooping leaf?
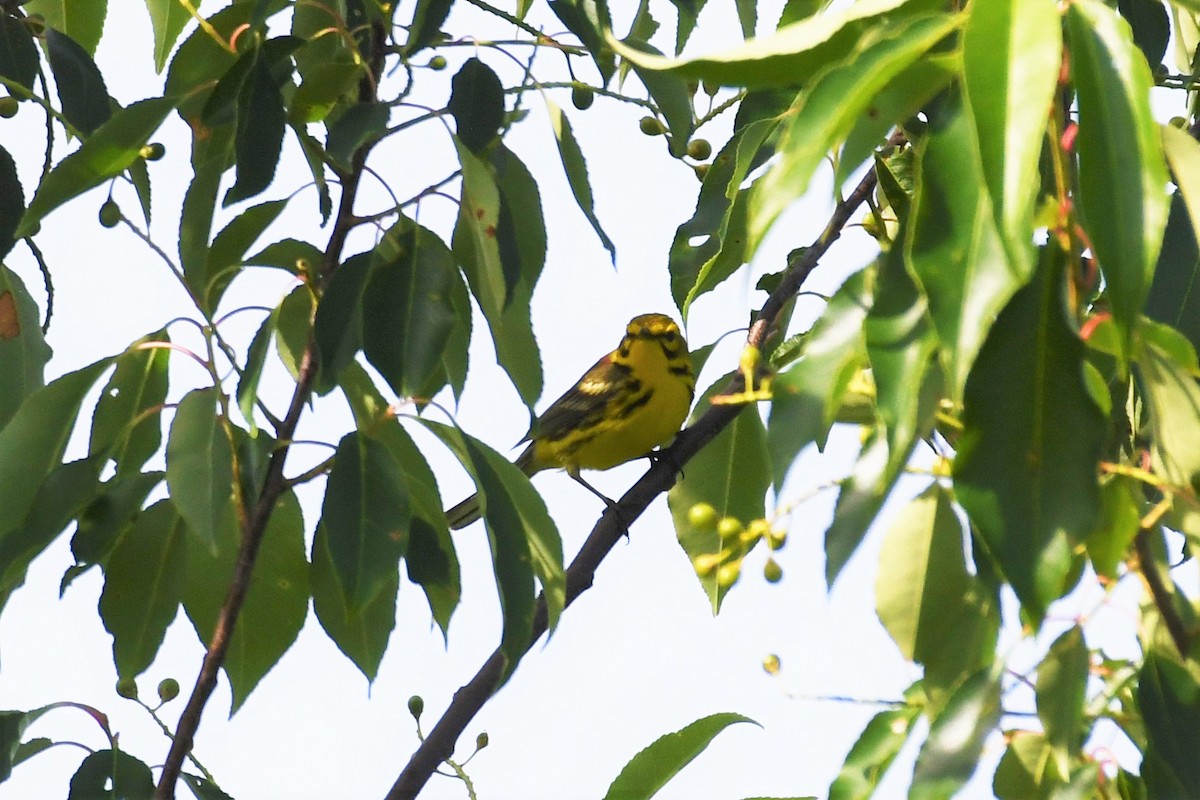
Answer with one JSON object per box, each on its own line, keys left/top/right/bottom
{"left": 1036, "top": 626, "right": 1089, "bottom": 775}
{"left": 179, "top": 124, "right": 235, "bottom": 286}
{"left": 183, "top": 489, "right": 309, "bottom": 712}
{"left": 1068, "top": 0, "right": 1170, "bottom": 363}
{"left": 403, "top": 0, "right": 452, "bottom": 56}
{"left": 546, "top": 100, "right": 615, "bottom": 263}
{"left": 224, "top": 51, "right": 289, "bottom": 205}
{"left": 313, "top": 251, "right": 369, "bottom": 392}
{"left": 45, "top": 28, "right": 111, "bottom": 136}
{"left": 0, "top": 265, "right": 51, "bottom": 429}
{"left": 548, "top": 0, "right": 616, "bottom": 84}
{"left": 490, "top": 145, "right": 547, "bottom": 306}
{"left": 89, "top": 330, "right": 169, "bottom": 478}
{"left": 145, "top": 0, "right": 202, "bottom": 72}
{"left": 447, "top": 57, "right": 504, "bottom": 154}
{"left": 669, "top": 376, "right": 770, "bottom": 613}
{"left": 98, "top": 500, "right": 187, "bottom": 679}
{"left": 166, "top": 387, "right": 237, "bottom": 553}
{"left": 0, "top": 15, "right": 39, "bottom": 92}
{"left": 237, "top": 310, "right": 274, "bottom": 432}
{"left": 15, "top": 97, "right": 177, "bottom": 238}
{"left": 318, "top": 432, "right": 410, "bottom": 612}
{"left": 602, "top": 713, "right": 759, "bottom": 800}
{"left": 910, "top": 668, "right": 1002, "bottom": 799}
{"left": 953, "top": 247, "right": 1106, "bottom": 624}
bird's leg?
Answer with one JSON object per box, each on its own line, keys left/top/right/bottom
{"left": 568, "top": 468, "right": 630, "bottom": 536}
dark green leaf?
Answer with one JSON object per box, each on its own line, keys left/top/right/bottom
{"left": 237, "top": 310, "right": 274, "bottom": 432}
{"left": 311, "top": 519, "right": 396, "bottom": 681}
{"left": 293, "top": 125, "right": 333, "bottom": 220}
{"left": 89, "top": 330, "right": 169, "bottom": 478}
{"left": 0, "top": 264, "right": 51, "bottom": 428}
{"left": 314, "top": 252, "right": 369, "bottom": 391}
{"left": 0, "top": 15, "right": 39, "bottom": 91}
{"left": 46, "top": 29, "right": 111, "bottom": 136}
{"left": 907, "top": 88, "right": 1027, "bottom": 402}
{"left": 447, "top": 57, "right": 504, "bottom": 154}
{"left": 71, "top": 471, "right": 164, "bottom": 568}
{"left": 339, "top": 362, "right": 459, "bottom": 635}
{"left": 420, "top": 420, "right": 562, "bottom": 682}
{"left": 0, "top": 358, "right": 111, "bottom": 538}
{"left": 669, "top": 376, "right": 770, "bottom": 613}
{"left": 1036, "top": 626, "right": 1089, "bottom": 775}
{"left": 1138, "top": 650, "right": 1200, "bottom": 795}
{"left": 289, "top": 61, "right": 362, "bottom": 123}
{"left": 603, "top": 713, "right": 759, "bottom": 800}
{"left": 319, "top": 432, "right": 410, "bottom": 611}
{"left": 326, "top": 102, "right": 388, "bottom": 169}
{"left": 547, "top": 100, "right": 615, "bottom": 262}
{"left": 166, "top": 387, "right": 237, "bottom": 552}
{"left": 875, "top": 485, "right": 999, "bottom": 707}
{"left": 179, "top": 124, "right": 235, "bottom": 286}
{"left": 1068, "top": 0, "right": 1170, "bottom": 363}
{"left": 490, "top": 145, "right": 547, "bottom": 304}
{"left": 15, "top": 97, "right": 176, "bottom": 238}
{"left": 127, "top": 154, "right": 152, "bottom": 226}
{"left": 24, "top": 0, "right": 106, "bottom": 56}
{"left": 403, "top": 0, "right": 452, "bottom": 56}
{"left": 953, "top": 247, "right": 1106, "bottom": 623}
{"left": 224, "top": 56, "right": 287, "bottom": 205}
{"left": 548, "top": 0, "right": 615, "bottom": 84}
{"left": 203, "top": 199, "right": 288, "bottom": 309}
{"left": 363, "top": 218, "right": 460, "bottom": 398}
{"left": 1117, "top": 0, "right": 1170, "bottom": 69}
{"left": 180, "top": 774, "right": 236, "bottom": 800}
{"left": 184, "top": 489, "right": 309, "bottom": 712}
{"left": 67, "top": 749, "right": 154, "bottom": 800}
{"left": 275, "top": 281, "right": 315, "bottom": 381}
{"left": 1145, "top": 193, "right": 1200, "bottom": 354}
{"left": 910, "top": 668, "right": 1001, "bottom": 799}
{"left": 245, "top": 237, "right": 323, "bottom": 276}
{"left": 829, "top": 685, "right": 923, "bottom": 800}
{"left": 99, "top": 500, "right": 187, "bottom": 679}
{"left": 0, "top": 145, "right": 24, "bottom": 263}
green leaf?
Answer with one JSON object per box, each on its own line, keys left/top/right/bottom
{"left": 126, "top": 153, "right": 152, "bottom": 227}
{"left": 275, "top": 281, "right": 315, "bottom": 381}
{"left": 1145, "top": 192, "right": 1200, "bottom": 354}
{"left": 490, "top": 145, "right": 547, "bottom": 306}
{"left": 180, "top": 773, "right": 236, "bottom": 800}
{"left": 1086, "top": 475, "right": 1141, "bottom": 580}
{"left": 1138, "top": 339, "right": 1200, "bottom": 494}
{"left": 165, "top": 2, "right": 259, "bottom": 122}
{"left": 669, "top": 376, "right": 770, "bottom": 613}
{"left": 907, "top": 88, "right": 1029, "bottom": 402}
{"left": 548, "top": 0, "right": 615, "bottom": 84}
{"left": 0, "top": 264, "right": 51, "bottom": 429}
{"left": 325, "top": 101, "right": 388, "bottom": 169}
{"left": 183, "top": 489, "right": 309, "bottom": 712}
{"left": 145, "top": 0, "right": 201, "bottom": 72}
{"left": 746, "top": 13, "right": 961, "bottom": 255}
{"left": 293, "top": 125, "right": 333, "bottom": 221}
{"left": 339, "top": 362, "right": 459, "bottom": 635}
{"left": 447, "top": 57, "right": 505, "bottom": 154}
{"left": 953, "top": 247, "right": 1106, "bottom": 624}
{"left": 311, "top": 519, "right": 396, "bottom": 681}
{"left": 363, "top": 218, "right": 461, "bottom": 398}
{"left": 420, "top": 420, "right": 562, "bottom": 682}
{"left": 962, "top": 0, "right": 1060, "bottom": 273}
{"left": 0, "top": 142, "right": 24, "bottom": 264}
{"left": 224, "top": 54, "right": 287, "bottom": 205}
{"left": 45, "top": 28, "right": 111, "bottom": 136}
{"left": 546, "top": 100, "right": 615, "bottom": 263}
{"left": 237, "top": 310, "right": 274, "bottom": 432}
{"left": 603, "top": 713, "right": 759, "bottom": 800}
{"left": 89, "top": 330, "right": 169, "bottom": 478}
{"left": 202, "top": 198, "right": 288, "bottom": 310}
{"left": 313, "top": 252, "right": 368, "bottom": 391}
{"left": 0, "top": 15, "right": 39, "bottom": 92}
{"left": 98, "top": 500, "right": 186, "bottom": 679}
{"left": 1067, "top": 0, "right": 1170, "bottom": 364}
{"left": 608, "top": 0, "right": 942, "bottom": 88}
{"left": 1138, "top": 650, "right": 1200, "bottom": 795}
{"left": 992, "top": 731, "right": 1065, "bottom": 800}
{"left": 67, "top": 749, "right": 154, "bottom": 800}
{"left": 875, "top": 484, "right": 999, "bottom": 707}
{"left": 245, "top": 237, "right": 323, "bottom": 276}
{"left": 0, "top": 358, "right": 111, "bottom": 538}
{"left": 1036, "top": 626, "right": 1089, "bottom": 775}
{"left": 166, "top": 387, "right": 237, "bottom": 552}
{"left": 767, "top": 270, "right": 870, "bottom": 491}
{"left": 71, "top": 470, "right": 164, "bottom": 568}
{"left": 403, "top": 0, "right": 452, "bottom": 56}
{"left": 289, "top": 61, "right": 362, "bottom": 123}
{"left": 829, "top": 684, "right": 923, "bottom": 800}
{"left": 179, "top": 124, "right": 235, "bottom": 284}
{"left": 1117, "top": 0, "right": 1170, "bottom": 69}
{"left": 24, "top": 0, "right": 107, "bottom": 56}
{"left": 318, "top": 432, "right": 410, "bottom": 611}
{"left": 621, "top": 39, "right": 693, "bottom": 157}
{"left": 910, "top": 667, "right": 1001, "bottom": 800}
{"left": 15, "top": 97, "right": 176, "bottom": 238}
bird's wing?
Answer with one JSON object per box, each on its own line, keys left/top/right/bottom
{"left": 524, "top": 353, "right": 631, "bottom": 446}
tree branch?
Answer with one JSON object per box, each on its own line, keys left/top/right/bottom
{"left": 153, "top": 22, "right": 389, "bottom": 800}
{"left": 384, "top": 155, "right": 885, "bottom": 800}
{"left": 1134, "top": 526, "right": 1192, "bottom": 658}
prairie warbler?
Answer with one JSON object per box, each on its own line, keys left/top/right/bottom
{"left": 446, "top": 313, "right": 695, "bottom": 529}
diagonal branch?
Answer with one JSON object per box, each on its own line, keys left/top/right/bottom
{"left": 384, "top": 157, "right": 884, "bottom": 800}
{"left": 153, "top": 21, "right": 389, "bottom": 800}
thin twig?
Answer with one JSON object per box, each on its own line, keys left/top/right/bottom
{"left": 384, "top": 146, "right": 885, "bottom": 800}
{"left": 1134, "top": 527, "right": 1192, "bottom": 658}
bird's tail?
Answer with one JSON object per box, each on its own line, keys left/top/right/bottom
{"left": 445, "top": 443, "right": 541, "bottom": 530}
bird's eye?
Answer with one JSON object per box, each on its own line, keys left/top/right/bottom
{"left": 663, "top": 331, "right": 677, "bottom": 342}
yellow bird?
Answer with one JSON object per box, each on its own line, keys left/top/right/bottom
{"left": 446, "top": 313, "right": 695, "bottom": 529}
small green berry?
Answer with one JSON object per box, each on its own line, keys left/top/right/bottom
{"left": 141, "top": 142, "right": 166, "bottom": 161}
{"left": 99, "top": 199, "right": 122, "bottom": 228}
{"left": 157, "top": 678, "right": 180, "bottom": 703}
{"left": 686, "top": 139, "right": 712, "bottom": 160}
{"left": 687, "top": 502, "right": 718, "bottom": 530}
{"left": 116, "top": 678, "right": 139, "bottom": 699}
{"left": 762, "top": 653, "right": 781, "bottom": 674}
{"left": 408, "top": 695, "right": 424, "bottom": 720}
{"left": 763, "top": 558, "right": 783, "bottom": 583}
{"left": 0, "top": 97, "right": 18, "bottom": 119}
{"left": 716, "top": 516, "right": 742, "bottom": 541}
{"left": 429, "top": 55, "right": 447, "bottom": 71}
{"left": 639, "top": 116, "right": 665, "bottom": 136}
{"left": 475, "top": 731, "right": 489, "bottom": 749}
{"left": 702, "top": 78, "right": 720, "bottom": 96}
{"left": 571, "top": 84, "right": 595, "bottom": 110}
{"left": 716, "top": 560, "right": 741, "bottom": 589}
